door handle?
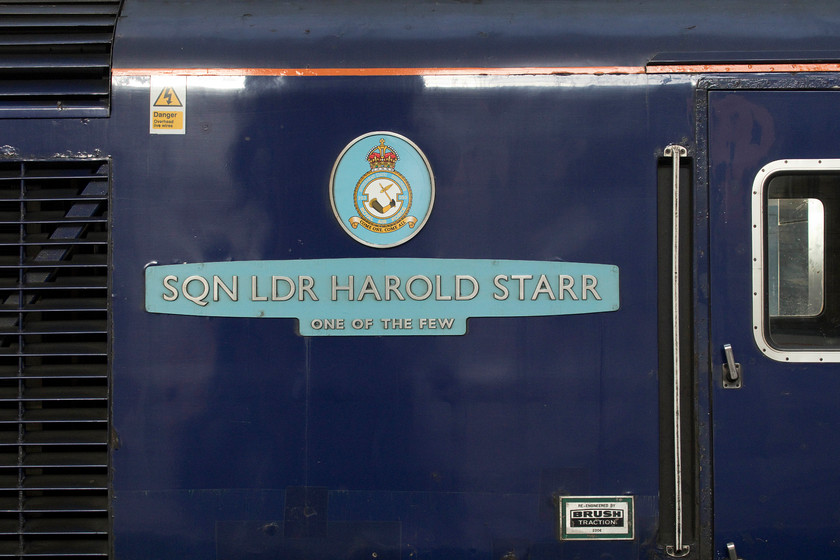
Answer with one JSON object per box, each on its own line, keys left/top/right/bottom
{"left": 726, "top": 542, "right": 743, "bottom": 560}
{"left": 723, "top": 344, "right": 742, "bottom": 389}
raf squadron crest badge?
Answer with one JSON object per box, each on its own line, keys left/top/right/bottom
{"left": 330, "top": 131, "right": 434, "bottom": 248}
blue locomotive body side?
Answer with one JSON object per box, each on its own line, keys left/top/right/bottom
{"left": 2, "top": 2, "right": 840, "bottom": 560}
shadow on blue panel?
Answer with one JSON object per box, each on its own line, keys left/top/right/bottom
{"left": 217, "top": 520, "right": 401, "bottom": 560}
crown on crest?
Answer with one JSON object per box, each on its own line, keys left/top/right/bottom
{"left": 366, "top": 138, "right": 399, "bottom": 170}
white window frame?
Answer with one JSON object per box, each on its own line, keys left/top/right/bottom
{"left": 752, "top": 158, "right": 840, "bottom": 362}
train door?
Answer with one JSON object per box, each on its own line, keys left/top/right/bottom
{"left": 708, "top": 89, "right": 840, "bottom": 558}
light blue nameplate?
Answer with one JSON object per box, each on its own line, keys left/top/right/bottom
{"left": 145, "top": 258, "right": 619, "bottom": 336}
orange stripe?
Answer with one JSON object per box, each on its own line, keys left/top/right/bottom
{"left": 112, "top": 63, "right": 840, "bottom": 78}
{"left": 112, "top": 66, "right": 645, "bottom": 77}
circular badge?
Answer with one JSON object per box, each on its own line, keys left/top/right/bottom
{"left": 330, "top": 131, "right": 434, "bottom": 248}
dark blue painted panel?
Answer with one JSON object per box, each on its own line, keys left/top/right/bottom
{"left": 102, "top": 75, "right": 692, "bottom": 559}
{"left": 709, "top": 90, "right": 840, "bottom": 559}
{"left": 113, "top": 1, "right": 840, "bottom": 69}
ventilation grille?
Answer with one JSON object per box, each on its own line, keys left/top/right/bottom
{"left": 0, "top": 160, "right": 110, "bottom": 559}
{"left": 0, "top": 2, "right": 122, "bottom": 117}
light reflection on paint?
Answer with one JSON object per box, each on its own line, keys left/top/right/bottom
{"left": 112, "top": 75, "right": 248, "bottom": 90}
{"left": 188, "top": 76, "right": 247, "bottom": 90}
{"left": 421, "top": 74, "right": 693, "bottom": 89}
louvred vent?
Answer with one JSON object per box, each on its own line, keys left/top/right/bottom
{"left": 0, "top": 160, "right": 110, "bottom": 559}
{"left": 0, "top": 1, "right": 122, "bottom": 117}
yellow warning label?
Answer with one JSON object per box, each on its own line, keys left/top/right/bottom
{"left": 152, "top": 110, "right": 184, "bottom": 130}
{"left": 150, "top": 77, "right": 186, "bottom": 134}
{"left": 153, "top": 87, "right": 183, "bottom": 107}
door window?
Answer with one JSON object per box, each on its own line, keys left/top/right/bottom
{"left": 753, "top": 160, "right": 840, "bottom": 361}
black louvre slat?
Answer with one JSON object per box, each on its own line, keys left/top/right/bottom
{"left": 20, "top": 170, "right": 107, "bottom": 180}
{"left": 0, "top": 386, "right": 107, "bottom": 401}
{"left": 0, "top": 495, "right": 107, "bottom": 514}
{"left": 0, "top": 449, "right": 108, "bottom": 468}
{"left": 0, "top": 53, "right": 111, "bottom": 70}
{"left": 0, "top": 103, "right": 107, "bottom": 118}
{"left": 0, "top": 517, "right": 108, "bottom": 536}
{"left": 0, "top": 213, "right": 107, "bottom": 224}
{"left": 0, "top": 320, "right": 107, "bottom": 334}
{"left": 0, "top": 282, "right": 105, "bottom": 296}
{"left": 0, "top": 237, "right": 108, "bottom": 247}
{"left": 0, "top": 91, "right": 111, "bottom": 115}
{"left": 0, "top": 180, "right": 108, "bottom": 190}
{"left": 0, "top": 33, "right": 113, "bottom": 47}
{"left": 0, "top": 346, "right": 107, "bottom": 358}
{"left": 0, "top": 159, "right": 110, "bottom": 558}
{"left": 0, "top": 295, "right": 105, "bottom": 306}
{"left": 0, "top": 195, "right": 108, "bottom": 203}
{"left": 0, "top": 364, "right": 107, "bottom": 380}
{"left": 0, "top": 347, "right": 107, "bottom": 358}
{"left": 0, "top": 262, "right": 106, "bottom": 270}
{"left": 0, "top": 15, "right": 116, "bottom": 27}
{"left": 0, "top": 80, "right": 109, "bottom": 97}
{"left": 0, "top": 538, "right": 108, "bottom": 557}
{"left": 0, "top": 474, "right": 106, "bottom": 491}
{"left": 0, "top": 283, "right": 107, "bottom": 293}
{"left": 0, "top": 408, "right": 106, "bottom": 423}
{"left": 0, "top": 300, "right": 106, "bottom": 312}
{"left": 23, "top": 475, "right": 107, "bottom": 492}
{"left": 0, "top": 165, "right": 107, "bottom": 180}
{"left": 0, "top": 2, "right": 120, "bottom": 117}
{"left": 0, "top": 4, "right": 119, "bottom": 16}
{"left": 0, "top": 230, "right": 106, "bottom": 243}
{"left": 0, "top": 388, "right": 106, "bottom": 403}
{"left": 0, "top": 430, "right": 106, "bottom": 446}
{"left": 0, "top": 0, "right": 116, "bottom": 3}
{"left": 0, "top": 190, "right": 108, "bottom": 201}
